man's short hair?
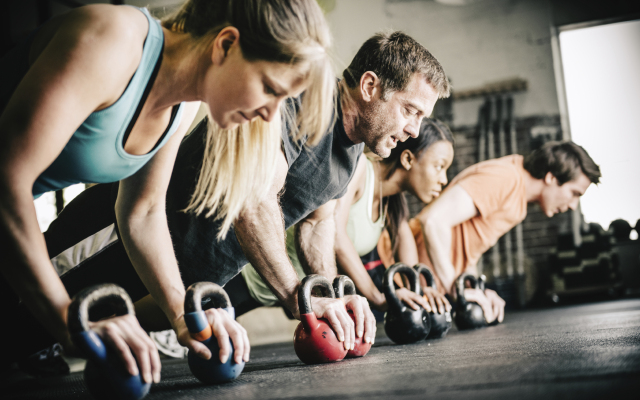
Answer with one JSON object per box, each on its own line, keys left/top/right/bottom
{"left": 523, "top": 141, "right": 601, "bottom": 185}
{"left": 342, "top": 31, "right": 450, "bottom": 100}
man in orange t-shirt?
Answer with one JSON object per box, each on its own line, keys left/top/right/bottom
{"left": 408, "top": 141, "right": 601, "bottom": 323}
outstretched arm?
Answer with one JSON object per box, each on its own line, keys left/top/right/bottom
{"left": 0, "top": 6, "right": 166, "bottom": 382}
{"left": 233, "top": 149, "right": 363, "bottom": 350}
{"left": 416, "top": 184, "right": 478, "bottom": 294}
{"left": 297, "top": 200, "right": 377, "bottom": 347}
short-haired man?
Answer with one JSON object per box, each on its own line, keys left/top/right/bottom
{"left": 409, "top": 141, "right": 601, "bottom": 323}
{"left": 12, "top": 31, "right": 450, "bottom": 365}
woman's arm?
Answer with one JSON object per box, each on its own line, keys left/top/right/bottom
{"left": 115, "top": 101, "right": 249, "bottom": 365}
{"left": 334, "top": 159, "right": 387, "bottom": 309}
{"left": 395, "top": 219, "right": 419, "bottom": 266}
{"left": 0, "top": 5, "right": 156, "bottom": 372}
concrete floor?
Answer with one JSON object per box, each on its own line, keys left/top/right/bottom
{"left": 3, "top": 299, "right": 640, "bottom": 400}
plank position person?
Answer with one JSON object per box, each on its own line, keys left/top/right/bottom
{"left": 1, "top": 0, "right": 337, "bottom": 377}
{"left": 409, "top": 141, "right": 601, "bottom": 323}
{"left": 239, "top": 119, "right": 454, "bottom": 317}
{"left": 39, "top": 31, "right": 450, "bottom": 362}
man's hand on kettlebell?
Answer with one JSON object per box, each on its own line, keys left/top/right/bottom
{"left": 484, "top": 289, "right": 505, "bottom": 323}
{"left": 343, "top": 294, "right": 376, "bottom": 345}
{"left": 463, "top": 288, "right": 497, "bottom": 324}
{"left": 309, "top": 296, "right": 355, "bottom": 351}
{"left": 88, "top": 314, "right": 161, "bottom": 384}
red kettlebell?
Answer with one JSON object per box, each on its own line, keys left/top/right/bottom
{"left": 293, "top": 275, "right": 348, "bottom": 364}
{"left": 332, "top": 275, "right": 371, "bottom": 358}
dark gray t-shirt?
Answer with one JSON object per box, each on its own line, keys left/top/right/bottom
{"left": 166, "top": 96, "right": 364, "bottom": 287}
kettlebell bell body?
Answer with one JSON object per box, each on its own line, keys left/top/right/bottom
{"left": 454, "top": 274, "right": 487, "bottom": 330}
{"left": 68, "top": 284, "right": 150, "bottom": 400}
{"left": 332, "top": 275, "right": 371, "bottom": 358}
{"left": 185, "top": 282, "right": 244, "bottom": 384}
{"left": 383, "top": 264, "right": 430, "bottom": 344}
{"left": 414, "top": 264, "right": 452, "bottom": 339}
{"left": 294, "top": 275, "right": 348, "bottom": 364}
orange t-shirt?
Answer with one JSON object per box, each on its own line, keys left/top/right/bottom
{"left": 403, "top": 155, "right": 528, "bottom": 293}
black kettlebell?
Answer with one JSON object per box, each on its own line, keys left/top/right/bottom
{"left": 383, "top": 263, "right": 430, "bottom": 344}
{"left": 184, "top": 282, "right": 244, "bottom": 384}
{"left": 68, "top": 284, "right": 150, "bottom": 400}
{"left": 476, "top": 275, "right": 500, "bottom": 326}
{"left": 454, "top": 274, "right": 487, "bottom": 330}
{"left": 413, "top": 264, "right": 452, "bottom": 339}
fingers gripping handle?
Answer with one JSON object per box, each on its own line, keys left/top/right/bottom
{"left": 184, "top": 282, "right": 233, "bottom": 342}
{"left": 332, "top": 275, "right": 356, "bottom": 298}
{"left": 67, "top": 284, "right": 135, "bottom": 362}
{"left": 383, "top": 263, "right": 420, "bottom": 313}
{"left": 298, "top": 275, "right": 335, "bottom": 315}
{"left": 68, "top": 284, "right": 135, "bottom": 334}
{"left": 456, "top": 274, "right": 480, "bottom": 305}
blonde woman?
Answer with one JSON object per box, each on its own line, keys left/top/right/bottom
{"left": 0, "top": 0, "right": 334, "bottom": 381}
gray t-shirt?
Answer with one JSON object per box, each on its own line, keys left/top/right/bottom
{"left": 166, "top": 95, "right": 364, "bottom": 287}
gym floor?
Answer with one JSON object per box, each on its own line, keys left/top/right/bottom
{"left": 3, "top": 299, "right": 639, "bottom": 400}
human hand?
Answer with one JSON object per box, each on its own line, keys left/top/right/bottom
{"left": 395, "top": 287, "right": 432, "bottom": 312}
{"left": 75, "top": 314, "right": 161, "bottom": 384}
{"left": 421, "top": 286, "right": 451, "bottom": 314}
{"left": 309, "top": 296, "right": 355, "bottom": 351}
{"left": 463, "top": 288, "right": 497, "bottom": 324}
{"left": 174, "top": 310, "right": 250, "bottom": 365}
{"left": 483, "top": 289, "right": 505, "bottom": 323}
{"left": 343, "top": 294, "right": 376, "bottom": 345}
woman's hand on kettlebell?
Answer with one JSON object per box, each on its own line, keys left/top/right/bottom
{"left": 484, "top": 289, "right": 505, "bottom": 323}
{"left": 422, "top": 287, "right": 451, "bottom": 314}
{"left": 309, "top": 296, "right": 355, "bottom": 351}
{"left": 175, "top": 309, "right": 250, "bottom": 364}
{"left": 88, "top": 314, "right": 161, "bottom": 384}
{"left": 343, "top": 294, "right": 377, "bottom": 345}
{"left": 463, "top": 288, "right": 497, "bottom": 324}
{"left": 395, "top": 287, "right": 431, "bottom": 312}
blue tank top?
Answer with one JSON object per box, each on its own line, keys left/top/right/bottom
{"left": 0, "top": 7, "right": 184, "bottom": 198}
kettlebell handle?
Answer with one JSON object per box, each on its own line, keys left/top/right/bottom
{"left": 298, "top": 275, "right": 335, "bottom": 315}
{"left": 477, "top": 275, "right": 487, "bottom": 292}
{"left": 456, "top": 274, "right": 481, "bottom": 305}
{"left": 332, "top": 275, "right": 356, "bottom": 298}
{"left": 185, "top": 282, "right": 231, "bottom": 314}
{"left": 68, "top": 284, "right": 134, "bottom": 334}
{"left": 414, "top": 264, "right": 435, "bottom": 290}
{"left": 383, "top": 263, "right": 420, "bottom": 313}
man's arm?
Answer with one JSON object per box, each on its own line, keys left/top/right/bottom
{"left": 234, "top": 149, "right": 359, "bottom": 350}
{"left": 417, "top": 185, "right": 500, "bottom": 322}
{"left": 416, "top": 184, "right": 478, "bottom": 294}
{"left": 295, "top": 199, "right": 377, "bottom": 347}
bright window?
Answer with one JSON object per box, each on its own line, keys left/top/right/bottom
{"left": 559, "top": 19, "right": 640, "bottom": 230}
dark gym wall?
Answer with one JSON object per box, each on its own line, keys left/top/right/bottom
{"left": 550, "top": 0, "right": 640, "bottom": 27}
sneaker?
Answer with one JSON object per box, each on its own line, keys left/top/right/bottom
{"left": 150, "top": 330, "right": 187, "bottom": 359}
{"left": 17, "top": 343, "right": 70, "bottom": 378}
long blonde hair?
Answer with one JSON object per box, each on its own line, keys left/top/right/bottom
{"left": 163, "top": 0, "right": 335, "bottom": 238}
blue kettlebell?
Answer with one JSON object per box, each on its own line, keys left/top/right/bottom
{"left": 184, "top": 282, "right": 244, "bottom": 384}
{"left": 68, "top": 284, "right": 150, "bottom": 400}
{"left": 414, "top": 264, "right": 452, "bottom": 339}
{"left": 383, "top": 263, "right": 431, "bottom": 344}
